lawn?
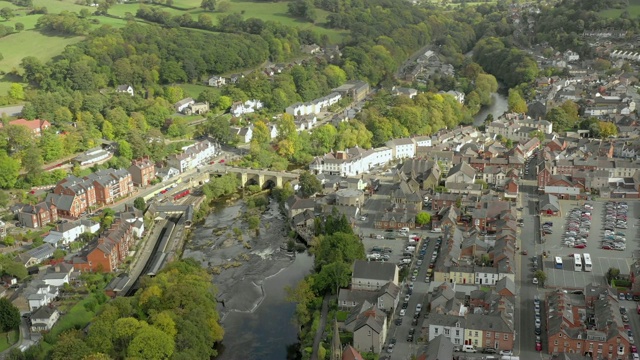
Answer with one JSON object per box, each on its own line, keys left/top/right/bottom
{"left": 179, "top": 83, "right": 215, "bottom": 98}
{"left": 49, "top": 296, "right": 100, "bottom": 338}
{"left": 0, "top": 30, "right": 83, "bottom": 74}
{"left": 600, "top": 0, "right": 640, "bottom": 18}
{"left": 0, "top": 330, "right": 18, "bottom": 352}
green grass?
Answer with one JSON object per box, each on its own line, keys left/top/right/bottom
{"left": 49, "top": 297, "right": 99, "bottom": 338}
{"left": 179, "top": 83, "right": 215, "bottom": 98}
{"left": 0, "top": 30, "right": 83, "bottom": 73}
{"left": 336, "top": 310, "right": 348, "bottom": 322}
{"left": 600, "top": 0, "right": 640, "bottom": 18}
{"left": 0, "top": 330, "right": 18, "bottom": 352}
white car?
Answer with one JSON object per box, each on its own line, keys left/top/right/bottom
{"left": 399, "top": 309, "right": 406, "bottom": 316}
{"left": 633, "top": 353, "right": 639, "bottom": 360}
{"left": 416, "top": 304, "right": 422, "bottom": 313}
{"left": 500, "top": 350, "right": 513, "bottom": 356}
{"left": 533, "top": 277, "right": 539, "bottom": 285}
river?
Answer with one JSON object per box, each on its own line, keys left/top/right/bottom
{"left": 473, "top": 91, "right": 509, "bottom": 126}
{"left": 183, "top": 198, "right": 313, "bottom": 360}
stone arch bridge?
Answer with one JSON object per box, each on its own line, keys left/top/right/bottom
{"left": 212, "top": 166, "right": 299, "bottom": 188}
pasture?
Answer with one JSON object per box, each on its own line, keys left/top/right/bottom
{"left": 600, "top": 0, "right": 640, "bottom": 18}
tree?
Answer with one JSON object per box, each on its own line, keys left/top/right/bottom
{"left": 247, "top": 215, "right": 260, "bottom": 230}
{"left": 0, "top": 298, "right": 20, "bottom": 332}
{"left": 593, "top": 58, "right": 612, "bottom": 71}
{"left": 21, "top": 145, "right": 44, "bottom": 183}
{"left": 200, "top": 0, "right": 216, "bottom": 11}
{"left": 0, "top": 152, "right": 20, "bottom": 189}
{"left": 52, "top": 330, "right": 92, "bottom": 360}
{"left": 117, "top": 140, "right": 133, "bottom": 160}
{"left": 133, "top": 197, "right": 146, "bottom": 211}
{"left": 299, "top": 171, "right": 321, "bottom": 198}
{"left": 530, "top": 130, "right": 545, "bottom": 143}
{"left": 606, "top": 267, "right": 620, "bottom": 284}
{"left": 53, "top": 249, "right": 66, "bottom": 260}
{"left": 14, "top": 22, "right": 23, "bottom": 32}
{"left": 0, "top": 8, "right": 14, "bottom": 21}
{"left": 415, "top": 212, "right": 431, "bottom": 226}
{"left": 201, "top": 114, "right": 232, "bottom": 144}
{"left": 127, "top": 316, "right": 175, "bottom": 359}
{"left": 598, "top": 121, "right": 618, "bottom": 138}
{"left": 164, "top": 86, "right": 184, "bottom": 104}
{"left": 546, "top": 107, "right": 572, "bottom": 130}
{"left": 313, "top": 261, "right": 351, "bottom": 294}
{"left": 533, "top": 270, "right": 546, "bottom": 286}
{"left": 507, "top": 89, "right": 527, "bottom": 114}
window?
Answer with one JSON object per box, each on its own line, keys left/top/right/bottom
{"left": 555, "top": 340, "right": 559, "bottom": 345}
{"left": 504, "top": 334, "right": 508, "bottom": 340}
{"left": 475, "top": 331, "right": 479, "bottom": 337}
{"left": 577, "top": 342, "right": 581, "bottom": 348}
{"left": 486, "top": 332, "right": 491, "bottom": 338}
{"left": 444, "top": 329, "right": 449, "bottom": 335}
{"left": 474, "top": 340, "right": 478, "bottom": 346}
{"left": 456, "top": 330, "right": 460, "bottom": 336}
{"left": 495, "top": 333, "right": 499, "bottom": 339}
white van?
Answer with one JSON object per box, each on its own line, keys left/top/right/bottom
{"left": 431, "top": 228, "right": 442, "bottom": 233}
{"left": 400, "top": 227, "right": 410, "bottom": 233}
{"left": 405, "top": 246, "right": 416, "bottom": 252}
{"left": 462, "top": 345, "right": 477, "bottom": 353}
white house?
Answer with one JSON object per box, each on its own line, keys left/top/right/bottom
{"left": 414, "top": 136, "right": 432, "bottom": 148}
{"left": 564, "top": 50, "right": 580, "bottom": 62}
{"left": 156, "top": 167, "right": 180, "bottom": 182}
{"left": 445, "top": 90, "right": 465, "bottom": 104}
{"left": 428, "top": 314, "right": 466, "bottom": 346}
{"left": 268, "top": 124, "right": 278, "bottom": 139}
{"left": 44, "top": 220, "right": 100, "bottom": 246}
{"left": 167, "top": 140, "right": 217, "bottom": 173}
{"left": 42, "top": 272, "right": 69, "bottom": 287}
{"left": 351, "top": 260, "right": 399, "bottom": 291}
{"left": 116, "top": 85, "right": 134, "bottom": 97}
{"left": 285, "top": 93, "right": 341, "bottom": 116}
{"left": 174, "top": 98, "right": 195, "bottom": 113}
{"left": 386, "top": 138, "right": 416, "bottom": 159}
{"left": 30, "top": 307, "right": 60, "bottom": 332}
{"left": 231, "top": 127, "right": 253, "bottom": 143}
{"left": 309, "top": 146, "right": 393, "bottom": 177}
{"left": 230, "top": 99, "right": 263, "bottom": 117}
{"left": 208, "top": 75, "right": 226, "bottom": 87}
{"left": 25, "top": 281, "right": 58, "bottom": 311}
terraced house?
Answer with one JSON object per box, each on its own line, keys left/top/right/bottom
{"left": 546, "top": 285, "right": 631, "bottom": 359}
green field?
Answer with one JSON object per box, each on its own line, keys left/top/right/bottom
{"left": 179, "top": 83, "right": 216, "bottom": 98}
{"left": 600, "top": 0, "right": 640, "bottom": 18}
{"left": 49, "top": 297, "right": 99, "bottom": 338}
{"left": 0, "top": 330, "right": 18, "bottom": 352}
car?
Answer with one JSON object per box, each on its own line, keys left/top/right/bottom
{"left": 395, "top": 318, "right": 402, "bottom": 326}
{"left": 533, "top": 277, "right": 539, "bottom": 284}
{"left": 407, "top": 334, "right": 414, "bottom": 342}
{"left": 535, "top": 327, "right": 541, "bottom": 335}
{"left": 536, "top": 342, "right": 542, "bottom": 351}
{"left": 631, "top": 345, "right": 638, "bottom": 353}
{"left": 500, "top": 350, "right": 513, "bottom": 356}
{"left": 633, "top": 354, "right": 640, "bottom": 360}
{"left": 620, "top": 293, "right": 627, "bottom": 300}
{"left": 621, "top": 307, "right": 628, "bottom": 315}
{"left": 400, "top": 309, "right": 406, "bottom": 316}
{"left": 521, "top": 250, "right": 528, "bottom": 255}
{"left": 574, "top": 244, "right": 587, "bottom": 249}
{"left": 402, "top": 302, "right": 408, "bottom": 309}
{"left": 602, "top": 245, "right": 613, "bottom": 250}
{"left": 411, "top": 317, "right": 418, "bottom": 326}
{"left": 629, "top": 293, "right": 635, "bottom": 301}
{"left": 410, "top": 275, "right": 417, "bottom": 281}
{"left": 623, "top": 315, "right": 629, "bottom": 322}
{"left": 632, "top": 336, "right": 636, "bottom": 345}
{"left": 416, "top": 304, "right": 422, "bottom": 313}
{"left": 535, "top": 319, "right": 541, "bottom": 327}
{"left": 386, "top": 343, "right": 394, "bottom": 353}
{"left": 484, "top": 348, "right": 497, "bottom": 354}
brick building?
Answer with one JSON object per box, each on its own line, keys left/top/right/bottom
{"left": 128, "top": 157, "right": 156, "bottom": 187}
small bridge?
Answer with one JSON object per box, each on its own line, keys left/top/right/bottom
{"left": 211, "top": 166, "right": 299, "bottom": 188}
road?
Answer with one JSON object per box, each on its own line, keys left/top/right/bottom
{"left": 0, "top": 105, "right": 24, "bottom": 117}
{"left": 516, "top": 183, "right": 546, "bottom": 359}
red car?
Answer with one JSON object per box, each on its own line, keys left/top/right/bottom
{"left": 625, "top": 324, "right": 632, "bottom": 330}
{"left": 574, "top": 244, "right": 587, "bottom": 249}
{"left": 601, "top": 245, "right": 612, "bottom": 250}
{"left": 632, "top": 345, "right": 638, "bottom": 353}
{"left": 535, "top": 342, "right": 542, "bottom": 351}
{"left": 219, "top": 159, "right": 225, "bottom": 163}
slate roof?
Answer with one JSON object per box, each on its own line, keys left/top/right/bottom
{"left": 352, "top": 260, "right": 397, "bottom": 282}
{"left": 31, "top": 306, "right": 57, "bottom": 321}
{"left": 540, "top": 194, "right": 560, "bottom": 211}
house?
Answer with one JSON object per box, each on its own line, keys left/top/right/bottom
{"left": 0, "top": 119, "right": 51, "bottom": 137}
{"left": 445, "top": 162, "right": 476, "bottom": 187}
{"left": 539, "top": 194, "right": 560, "bottom": 216}
{"left": 167, "top": 140, "right": 218, "bottom": 173}
{"left": 85, "top": 168, "right": 134, "bottom": 205}
{"left": 45, "top": 193, "right": 84, "bottom": 219}
{"left": 351, "top": 260, "right": 399, "bottom": 291}
{"left": 426, "top": 313, "right": 466, "bottom": 346}
{"left": 387, "top": 138, "right": 416, "bottom": 159}
{"left": 343, "top": 301, "right": 388, "bottom": 354}
{"left": 207, "top": 75, "right": 226, "bottom": 87}
{"left": 444, "top": 90, "right": 465, "bottom": 104}
{"left": 231, "top": 126, "right": 253, "bottom": 143}
{"left": 15, "top": 244, "right": 56, "bottom": 267}
{"left": 24, "top": 281, "right": 58, "bottom": 311}
{"left": 73, "top": 147, "right": 111, "bottom": 166}
{"left": 230, "top": 99, "right": 263, "bottom": 117}
{"left": 504, "top": 178, "right": 519, "bottom": 199}
{"left": 73, "top": 219, "right": 136, "bottom": 272}
{"left": 30, "top": 306, "right": 60, "bottom": 332}
{"left": 105, "top": 274, "right": 131, "bottom": 298}
{"left": 301, "top": 44, "right": 321, "bottom": 54}
{"left": 42, "top": 271, "right": 69, "bottom": 287}
{"left": 128, "top": 156, "right": 156, "bottom": 187}
{"left": 44, "top": 219, "right": 99, "bottom": 247}
{"left": 17, "top": 202, "right": 58, "bottom": 228}
{"left": 115, "top": 84, "right": 134, "bottom": 96}
{"left": 391, "top": 86, "right": 418, "bottom": 98}
{"left": 332, "top": 80, "right": 370, "bottom": 102}
{"left": 156, "top": 167, "right": 180, "bottom": 182}
{"left": 284, "top": 196, "right": 316, "bottom": 219}
{"left": 341, "top": 345, "right": 364, "bottom": 360}
{"left": 184, "top": 102, "right": 209, "bottom": 115}
{"left": 416, "top": 335, "right": 454, "bottom": 360}
{"left": 174, "top": 98, "right": 195, "bottom": 113}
